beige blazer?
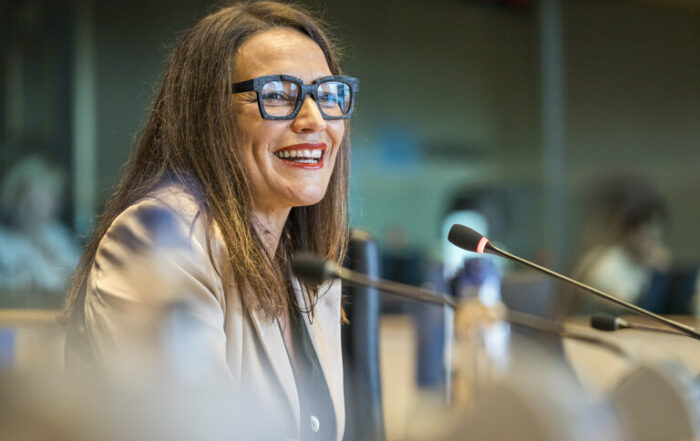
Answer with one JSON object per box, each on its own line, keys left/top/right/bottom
{"left": 81, "top": 186, "right": 344, "bottom": 441}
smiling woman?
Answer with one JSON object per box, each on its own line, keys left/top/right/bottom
{"left": 61, "top": 2, "right": 357, "bottom": 440}
{"left": 231, "top": 27, "right": 352, "bottom": 225}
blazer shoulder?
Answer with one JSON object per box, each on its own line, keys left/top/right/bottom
{"left": 101, "top": 185, "right": 212, "bottom": 251}
{"left": 86, "top": 186, "right": 229, "bottom": 340}
{"left": 92, "top": 185, "right": 227, "bottom": 303}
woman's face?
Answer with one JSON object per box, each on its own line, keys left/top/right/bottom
{"left": 232, "top": 27, "right": 345, "bottom": 215}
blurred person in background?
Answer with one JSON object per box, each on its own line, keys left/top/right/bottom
{"left": 62, "top": 2, "right": 357, "bottom": 440}
{"left": 0, "top": 155, "right": 80, "bottom": 308}
{"left": 567, "top": 175, "right": 671, "bottom": 314}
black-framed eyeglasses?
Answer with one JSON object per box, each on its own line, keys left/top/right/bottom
{"left": 231, "top": 74, "right": 359, "bottom": 120}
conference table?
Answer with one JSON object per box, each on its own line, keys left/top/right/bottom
{"left": 564, "top": 315, "right": 700, "bottom": 396}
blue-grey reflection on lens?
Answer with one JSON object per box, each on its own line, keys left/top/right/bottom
{"left": 261, "top": 81, "right": 299, "bottom": 116}
{"left": 318, "top": 81, "right": 350, "bottom": 116}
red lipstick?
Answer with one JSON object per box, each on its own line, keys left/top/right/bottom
{"left": 273, "top": 143, "right": 327, "bottom": 169}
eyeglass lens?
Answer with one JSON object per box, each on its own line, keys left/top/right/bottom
{"left": 260, "top": 80, "right": 352, "bottom": 117}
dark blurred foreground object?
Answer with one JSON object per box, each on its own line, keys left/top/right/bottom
{"left": 341, "top": 230, "right": 386, "bottom": 441}
{"left": 381, "top": 226, "right": 450, "bottom": 390}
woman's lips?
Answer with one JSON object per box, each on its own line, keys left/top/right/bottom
{"left": 273, "top": 143, "right": 327, "bottom": 169}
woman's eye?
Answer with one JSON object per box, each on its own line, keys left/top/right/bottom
{"left": 262, "top": 92, "right": 295, "bottom": 106}
{"left": 263, "top": 92, "right": 284, "bottom": 100}
{"left": 319, "top": 93, "right": 338, "bottom": 107}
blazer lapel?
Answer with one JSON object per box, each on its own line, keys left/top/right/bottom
{"left": 248, "top": 306, "right": 300, "bottom": 428}
{"left": 293, "top": 278, "right": 345, "bottom": 438}
{"left": 293, "top": 278, "right": 328, "bottom": 373}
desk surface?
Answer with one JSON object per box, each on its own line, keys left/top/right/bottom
{"left": 563, "top": 315, "right": 700, "bottom": 396}
{"left": 0, "top": 308, "right": 60, "bottom": 327}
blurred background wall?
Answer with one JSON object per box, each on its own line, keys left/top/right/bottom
{"left": 1, "top": 0, "right": 699, "bottom": 286}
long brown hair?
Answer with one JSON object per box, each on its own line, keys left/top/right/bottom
{"left": 63, "top": 1, "right": 350, "bottom": 326}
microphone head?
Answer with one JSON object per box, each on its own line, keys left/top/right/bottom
{"left": 590, "top": 313, "right": 620, "bottom": 331}
{"left": 448, "top": 224, "right": 490, "bottom": 253}
{"left": 291, "top": 252, "right": 339, "bottom": 283}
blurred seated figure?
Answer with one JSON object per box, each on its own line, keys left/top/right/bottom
{"left": 568, "top": 175, "right": 670, "bottom": 313}
{"left": 0, "top": 156, "right": 80, "bottom": 308}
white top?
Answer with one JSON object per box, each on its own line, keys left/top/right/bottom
{"left": 575, "top": 244, "right": 651, "bottom": 305}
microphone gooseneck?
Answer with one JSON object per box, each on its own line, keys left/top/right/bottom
{"left": 447, "top": 224, "right": 700, "bottom": 341}
{"left": 292, "top": 253, "right": 457, "bottom": 308}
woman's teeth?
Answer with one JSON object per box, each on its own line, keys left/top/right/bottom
{"left": 274, "top": 149, "right": 323, "bottom": 162}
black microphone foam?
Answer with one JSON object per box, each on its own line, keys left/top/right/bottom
{"left": 590, "top": 314, "right": 620, "bottom": 332}
{"left": 291, "top": 252, "right": 337, "bottom": 283}
{"left": 447, "top": 224, "right": 489, "bottom": 253}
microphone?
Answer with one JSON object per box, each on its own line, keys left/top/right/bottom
{"left": 590, "top": 314, "right": 626, "bottom": 332}
{"left": 447, "top": 224, "right": 700, "bottom": 341}
{"left": 590, "top": 313, "right": 688, "bottom": 336}
{"left": 292, "top": 252, "right": 457, "bottom": 308}
{"left": 291, "top": 252, "right": 339, "bottom": 283}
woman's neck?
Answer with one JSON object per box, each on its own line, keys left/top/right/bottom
{"left": 251, "top": 206, "right": 291, "bottom": 259}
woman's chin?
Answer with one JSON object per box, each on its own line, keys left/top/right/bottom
{"left": 289, "top": 190, "right": 327, "bottom": 208}
{"left": 292, "top": 197, "right": 324, "bottom": 208}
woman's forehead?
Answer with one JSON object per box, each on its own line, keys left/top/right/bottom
{"left": 234, "top": 27, "right": 331, "bottom": 82}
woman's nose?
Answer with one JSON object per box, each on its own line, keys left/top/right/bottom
{"left": 292, "top": 96, "right": 327, "bottom": 133}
